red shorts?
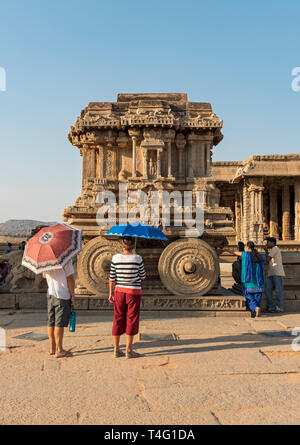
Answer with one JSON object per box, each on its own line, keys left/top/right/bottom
{"left": 112, "top": 290, "right": 142, "bottom": 336}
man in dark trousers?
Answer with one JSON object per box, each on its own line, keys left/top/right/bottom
{"left": 263, "top": 237, "right": 285, "bottom": 313}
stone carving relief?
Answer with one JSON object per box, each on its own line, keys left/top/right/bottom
{"left": 231, "top": 160, "right": 256, "bottom": 183}
{"left": 206, "top": 183, "right": 221, "bottom": 208}
{"left": 0, "top": 251, "right": 47, "bottom": 293}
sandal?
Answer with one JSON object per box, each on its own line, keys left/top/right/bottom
{"left": 55, "top": 350, "right": 73, "bottom": 358}
{"left": 275, "top": 307, "right": 283, "bottom": 313}
{"left": 114, "top": 349, "right": 125, "bottom": 358}
{"left": 126, "top": 350, "right": 142, "bottom": 359}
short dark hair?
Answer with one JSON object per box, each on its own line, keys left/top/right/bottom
{"left": 266, "top": 237, "right": 276, "bottom": 245}
{"left": 237, "top": 241, "right": 245, "bottom": 252}
{"left": 122, "top": 237, "right": 135, "bottom": 248}
{"left": 8, "top": 243, "right": 12, "bottom": 247}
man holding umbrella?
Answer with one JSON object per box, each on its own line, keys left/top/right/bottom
{"left": 43, "top": 261, "right": 76, "bottom": 357}
{"left": 22, "top": 224, "right": 81, "bottom": 358}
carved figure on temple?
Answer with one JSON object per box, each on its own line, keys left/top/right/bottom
{"left": 206, "top": 183, "right": 221, "bottom": 208}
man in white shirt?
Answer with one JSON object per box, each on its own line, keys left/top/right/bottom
{"left": 43, "top": 261, "right": 75, "bottom": 358}
{"left": 263, "top": 237, "right": 285, "bottom": 313}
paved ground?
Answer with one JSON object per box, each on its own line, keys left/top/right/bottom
{"left": 0, "top": 308, "right": 300, "bottom": 425}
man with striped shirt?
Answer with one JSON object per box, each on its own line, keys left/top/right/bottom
{"left": 109, "top": 236, "right": 146, "bottom": 358}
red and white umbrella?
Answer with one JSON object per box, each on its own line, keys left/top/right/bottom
{"left": 22, "top": 223, "right": 82, "bottom": 274}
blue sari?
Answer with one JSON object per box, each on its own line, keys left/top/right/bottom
{"left": 241, "top": 252, "right": 265, "bottom": 312}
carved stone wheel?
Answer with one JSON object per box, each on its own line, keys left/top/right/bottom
{"left": 77, "top": 236, "right": 121, "bottom": 296}
{"left": 158, "top": 238, "right": 219, "bottom": 297}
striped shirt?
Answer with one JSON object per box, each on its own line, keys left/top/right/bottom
{"left": 109, "top": 254, "right": 146, "bottom": 294}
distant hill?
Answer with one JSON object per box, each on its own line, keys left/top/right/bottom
{"left": 0, "top": 219, "right": 58, "bottom": 236}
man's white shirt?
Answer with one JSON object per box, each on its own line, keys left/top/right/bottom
{"left": 45, "top": 261, "right": 74, "bottom": 300}
{"left": 268, "top": 246, "right": 285, "bottom": 277}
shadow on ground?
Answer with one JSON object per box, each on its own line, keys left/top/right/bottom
{"left": 71, "top": 333, "right": 294, "bottom": 358}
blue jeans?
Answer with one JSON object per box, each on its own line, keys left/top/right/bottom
{"left": 266, "top": 276, "right": 284, "bottom": 311}
{"left": 243, "top": 287, "right": 263, "bottom": 312}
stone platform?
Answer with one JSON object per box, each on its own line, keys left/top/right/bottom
{"left": 1, "top": 309, "right": 300, "bottom": 425}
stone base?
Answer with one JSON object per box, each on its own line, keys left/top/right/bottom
{"left": 0, "top": 294, "right": 16, "bottom": 309}
{"left": 1, "top": 292, "right": 300, "bottom": 312}
{"left": 0, "top": 293, "right": 89, "bottom": 311}
{"left": 0, "top": 292, "right": 246, "bottom": 311}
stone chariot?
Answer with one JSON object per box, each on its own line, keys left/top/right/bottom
{"left": 63, "top": 94, "right": 237, "bottom": 310}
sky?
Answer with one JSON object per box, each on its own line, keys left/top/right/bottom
{"left": 0, "top": 0, "right": 299, "bottom": 223}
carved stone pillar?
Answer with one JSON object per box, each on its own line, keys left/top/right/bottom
{"left": 178, "top": 148, "right": 185, "bottom": 178}
{"left": 81, "top": 145, "right": 88, "bottom": 182}
{"left": 142, "top": 148, "right": 148, "bottom": 179}
{"left": 188, "top": 143, "right": 196, "bottom": 177}
{"left": 200, "top": 141, "right": 206, "bottom": 177}
{"left": 187, "top": 135, "right": 196, "bottom": 177}
{"left": 98, "top": 145, "right": 104, "bottom": 180}
{"left": 175, "top": 134, "right": 186, "bottom": 178}
{"left": 282, "top": 183, "right": 291, "bottom": 240}
{"left": 164, "top": 129, "right": 175, "bottom": 178}
{"left": 248, "top": 180, "right": 264, "bottom": 243}
{"left": 242, "top": 180, "right": 249, "bottom": 242}
{"left": 156, "top": 149, "right": 162, "bottom": 179}
{"left": 105, "top": 131, "right": 117, "bottom": 179}
{"left": 205, "top": 142, "right": 212, "bottom": 176}
{"left": 235, "top": 191, "right": 242, "bottom": 241}
{"left": 90, "top": 146, "right": 96, "bottom": 178}
{"left": 269, "top": 185, "right": 279, "bottom": 239}
{"left": 187, "top": 132, "right": 207, "bottom": 178}
{"left": 83, "top": 144, "right": 96, "bottom": 179}
{"left": 132, "top": 137, "right": 137, "bottom": 178}
{"left": 295, "top": 179, "right": 300, "bottom": 241}
{"left": 116, "top": 132, "right": 129, "bottom": 180}
{"left": 129, "top": 129, "right": 140, "bottom": 179}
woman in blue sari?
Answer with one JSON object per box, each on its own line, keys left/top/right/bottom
{"left": 222, "top": 241, "right": 265, "bottom": 317}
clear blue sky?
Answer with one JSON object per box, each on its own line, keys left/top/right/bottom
{"left": 0, "top": 0, "right": 299, "bottom": 222}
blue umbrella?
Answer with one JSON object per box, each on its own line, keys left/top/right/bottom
{"left": 105, "top": 222, "right": 168, "bottom": 240}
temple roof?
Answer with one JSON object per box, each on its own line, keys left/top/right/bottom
{"left": 69, "top": 93, "right": 223, "bottom": 146}
{"left": 211, "top": 154, "right": 300, "bottom": 182}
